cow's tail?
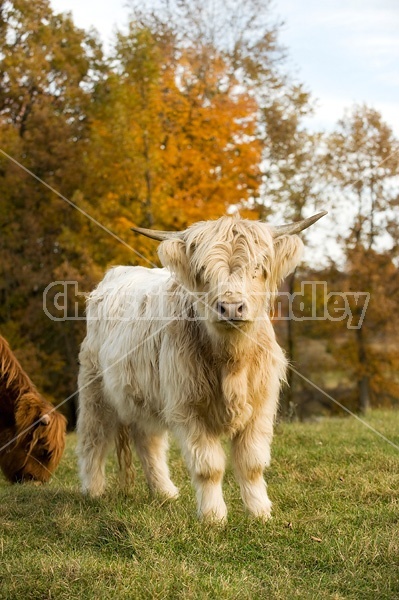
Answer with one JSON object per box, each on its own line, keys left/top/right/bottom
{"left": 115, "top": 425, "right": 135, "bottom": 492}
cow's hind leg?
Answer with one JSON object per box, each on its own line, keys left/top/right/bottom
{"left": 77, "top": 355, "right": 117, "bottom": 497}
{"left": 132, "top": 426, "right": 179, "bottom": 499}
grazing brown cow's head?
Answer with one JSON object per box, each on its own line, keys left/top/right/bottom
{"left": 1, "top": 396, "right": 66, "bottom": 483}
{"left": 0, "top": 334, "right": 67, "bottom": 484}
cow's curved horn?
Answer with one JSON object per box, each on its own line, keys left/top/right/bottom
{"left": 130, "top": 226, "right": 184, "bottom": 242}
{"left": 271, "top": 211, "right": 327, "bottom": 237}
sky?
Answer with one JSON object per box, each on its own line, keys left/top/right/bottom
{"left": 49, "top": 0, "right": 399, "bottom": 136}
{"left": 275, "top": 0, "right": 399, "bottom": 134}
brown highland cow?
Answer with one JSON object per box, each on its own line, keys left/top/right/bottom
{"left": 0, "top": 335, "right": 66, "bottom": 483}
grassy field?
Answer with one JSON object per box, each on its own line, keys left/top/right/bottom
{"left": 1, "top": 410, "right": 398, "bottom": 599}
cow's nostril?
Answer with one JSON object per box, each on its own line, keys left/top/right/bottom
{"left": 237, "top": 304, "right": 243, "bottom": 315}
{"left": 217, "top": 302, "right": 226, "bottom": 316}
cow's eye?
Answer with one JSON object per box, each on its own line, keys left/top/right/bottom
{"left": 253, "top": 262, "right": 268, "bottom": 280}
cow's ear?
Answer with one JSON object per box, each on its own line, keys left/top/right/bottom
{"left": 271, "top": 234, "right": 304, "bottom": 287}
{"left": 158, "top": 239, "right": 193, "bottom": 286}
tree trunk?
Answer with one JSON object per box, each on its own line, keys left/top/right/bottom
{"left": 356, "top": 325, "right": 370, "bottom": 414}
{"left": 142, "top": 130, "right": 154, "bottom": 227}
{"left": 358, "top": 376, "right": 371, "bottom": 414}
{"left": 280, "top": 271, "right": 296, "bottom": 418}
{"left": 286, "top": 271, "right": 295, "bottom": 393}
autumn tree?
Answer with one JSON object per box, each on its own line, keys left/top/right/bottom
{"left": 0, "top": 0, "right": 103, "bottom": 423}
{"left": 83, "top": 19, "right": 263, "bottom": 267}
{"left": 261, "top": 102, "right": 328, "bottom": 413}
{"left": 325, "top": 105, "right": 399, "bottom": 412}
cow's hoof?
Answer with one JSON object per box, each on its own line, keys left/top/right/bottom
{"left": 199, "top": 506, "right": 228, "bottom": 525}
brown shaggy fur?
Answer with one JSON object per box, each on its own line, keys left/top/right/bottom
{"left": 0, "top": 335, "right": 66, "bottom": 483}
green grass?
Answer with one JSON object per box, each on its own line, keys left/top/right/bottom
{"left": 1, "top": 411, "right": 398, "bottom": 599}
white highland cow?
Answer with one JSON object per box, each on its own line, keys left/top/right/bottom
{"left": 77, "top": 212, "right": 326, "bottom": 521}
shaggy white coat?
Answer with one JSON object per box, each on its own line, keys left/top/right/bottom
{"left": 77, "top": 216, "right": 303, "bottom": 521}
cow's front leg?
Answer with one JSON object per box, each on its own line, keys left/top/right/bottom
{"left": 77, "top": 355, "right": 117, "bottom": 498}
{"left": 177, "top": 427, "right": 227, "bottom": 522}
{"left": 231, "top": 418, "right": 274, "bottom": 520}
